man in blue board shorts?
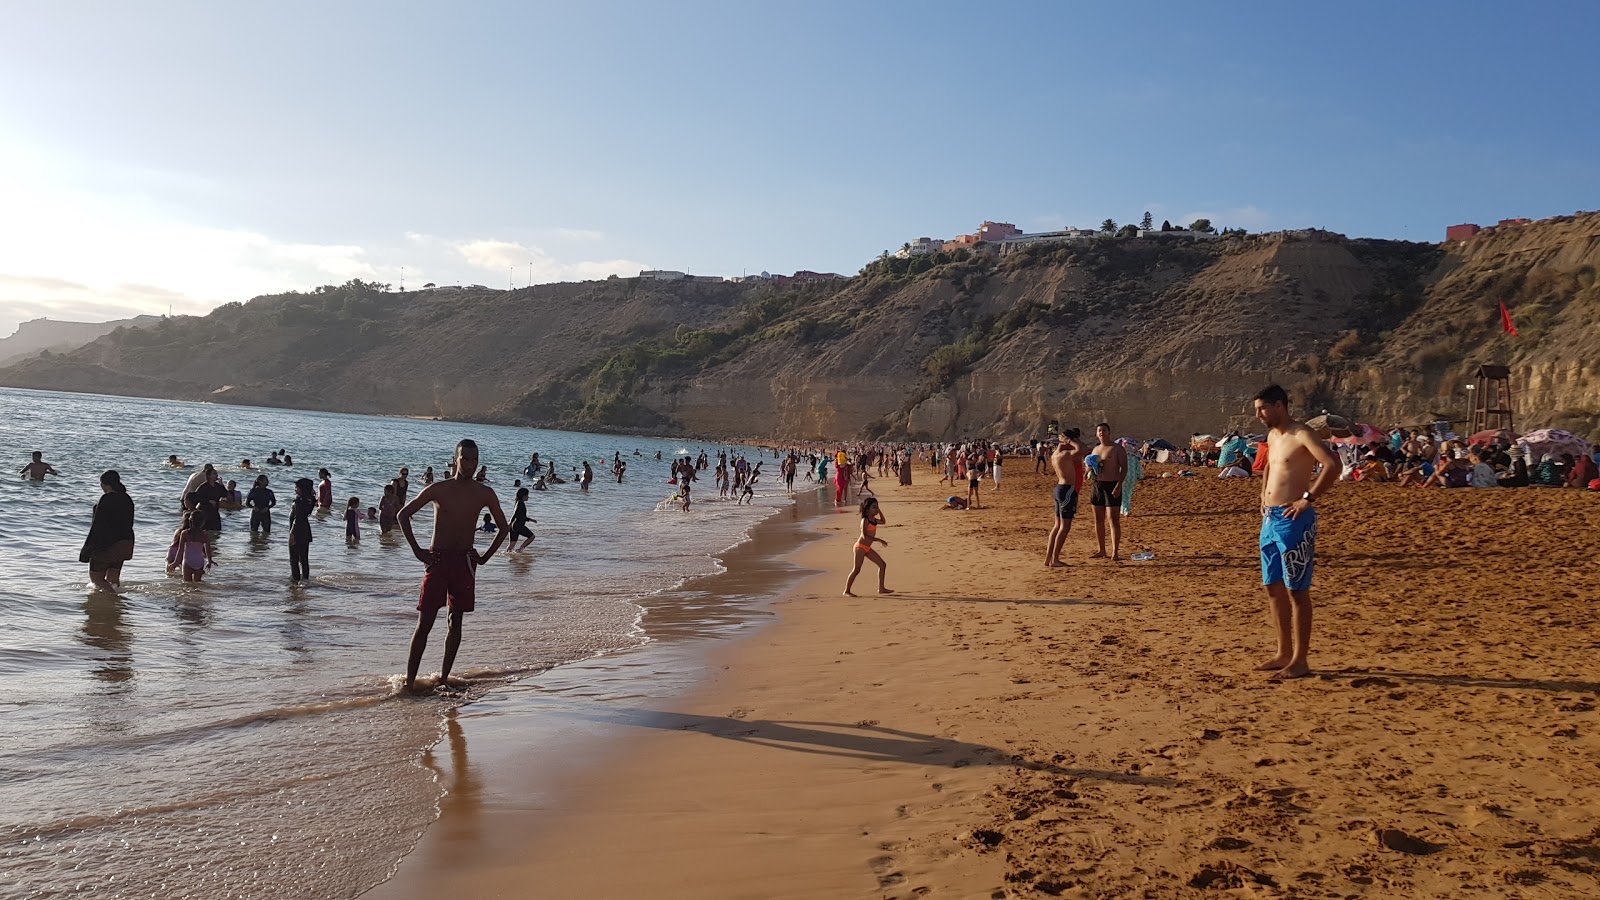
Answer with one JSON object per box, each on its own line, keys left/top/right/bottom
{"left": 1251, "top": 385, "right": 1339, "bottom": 680}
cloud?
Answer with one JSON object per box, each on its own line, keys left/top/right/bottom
{"left": 448, "top": 237, "right": 646, "bottom": 284}
{"left": 0, "top": 160, "right": 645, "bottom": 333}
{"left": 548, "top": 227, "right": 604, "bottom": 241}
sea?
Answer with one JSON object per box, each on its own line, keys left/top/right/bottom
{"left": 0, "top": 387, "right": 798, "bottom": 899}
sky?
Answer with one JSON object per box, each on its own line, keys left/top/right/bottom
{"left": 2, "top": 1, "right": 1597, "bottom": 336}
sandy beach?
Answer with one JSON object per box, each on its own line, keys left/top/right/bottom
{"left": 373, "top": 466, "right": 1600, "bottom": 899}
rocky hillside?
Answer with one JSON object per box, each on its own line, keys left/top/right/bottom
{"left": 0, "top": 314, "right": 162, "bottom": 366}
{"left": 3, "top": 213, "right": 1598, "bottom": 441}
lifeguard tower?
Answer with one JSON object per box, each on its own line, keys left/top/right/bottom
{"left": 1469, "top": 364, "right": 1515, "bottom": 434}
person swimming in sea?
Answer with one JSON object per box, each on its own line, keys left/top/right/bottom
{"left": 479, "top": 512, "right": 497, "bottom": 533}
{"left": 20, "top": 451, "right": 60, "bottom": 480}
{"left": 168, "top": 454, "right": 189, "bottom": 468}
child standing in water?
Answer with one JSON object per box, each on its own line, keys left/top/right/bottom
{"left": 843, "top": 497, "right": 892, "bottom": 596}
{"left": 507, "top": 487, "right": 536, "bottom": 552}
{"left": 288, "top": 477, "right": 315, "bottom": 582}
{"left": 379, "top": 484, "right": 399, "bottom": 534}
{"left": 318, "top": 469, "right": 334, "bottom": 510}
{"left": 345, "top": 496, "right": 362, "bottom": 543}
{"left": 171, "top": 512, "right": 214, "bottom": 581}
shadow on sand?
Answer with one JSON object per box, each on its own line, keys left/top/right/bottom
{"left": 891, "top": 593, "right": 1138, "bottom": 607}
{"left": 1326, "top": 668, "right": 1600, "bottom": 695}
{"left": 569, "top": 708, "right": 1178, "bottom": 788}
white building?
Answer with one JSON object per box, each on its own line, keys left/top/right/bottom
{"left": 894, "top": 237, "right": 947, "bottom": 259}
{"left": 638, "top": 270, "right": 687, "bottom": 281}
{"left": 997, "top": 229, "right": 1100, "bottom": 252}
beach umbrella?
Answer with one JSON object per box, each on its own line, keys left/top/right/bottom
{"left": 1329, "top": 423, "right": 1385, "bottom": 446}
{"left": 1521, "top": 428, "right": 1592, "bottom": 460}
{"left": 1149, "top": 438, "right": 1177, "bottom": 451}
{"left": 1190, "top": 434, "right": 1218, "bottom": 452}
{"left": 1467, "top": 428, "right": 1519, "bottom": 446}
{"left": 1304, "top": 413, "right": 1356, "bottom": 439}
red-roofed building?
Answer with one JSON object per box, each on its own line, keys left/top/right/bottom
{"left": 1445, "top": 223, "right": 1481, "bottom": 242}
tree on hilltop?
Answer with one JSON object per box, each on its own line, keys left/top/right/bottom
{"left": 1100, "top": 218, "right": 1117, "bottom": 233}
{"left": 1161, "top": 219, "right": 1172, "bottom": 232}
{"left": 1189, "top": 218, "right": 1215, "bottom": 234}
{"left": 1117, "top": 223, "right": 1139, "bottom": 238}
{"left": 1140, "top": 211, "right": 1153, "bottom": 231}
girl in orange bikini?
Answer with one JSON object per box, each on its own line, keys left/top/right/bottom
{"left": 844, "top": 497, "right": 892, "bottom": 596}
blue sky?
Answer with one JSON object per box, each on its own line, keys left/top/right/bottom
{"left": 1, "top": 1, "right": 1596, "bottom": 334}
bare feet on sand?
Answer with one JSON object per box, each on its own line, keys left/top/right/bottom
{"left": 1089, "top": 551, "right": 1107, "bottom": 559}
{"left": 1254, "top": 656, "right": 1293, "bottom": 671}
{"left": 843, "top": 590, "right": 855, "bottom": 597}
{"left": 1046, "top": 560, "right": 1066, "bottom": 568}
{"left": 879, "top": 588, "right": 894, "bottom": 594}
{"left": 1268, "top": 663, "right": 1312, "bottom": 681}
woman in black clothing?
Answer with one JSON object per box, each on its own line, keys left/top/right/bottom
{"left": 81, "top": 470, "right": 135, "bottom": 592}
{"left": 288, "top": 477, "right": 315, "bottom": 583}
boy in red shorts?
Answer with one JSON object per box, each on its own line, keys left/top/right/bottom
{"left": 399, "top": 438, "right": 510, "bottom": 691}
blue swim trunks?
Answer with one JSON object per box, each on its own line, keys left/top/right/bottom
{"left": 1260, "top": 506, "right": 1316, "bottom": 591}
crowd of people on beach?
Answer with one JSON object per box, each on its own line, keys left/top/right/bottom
{"left": 41, "top": 385, "right": 1600, "bottom": 692}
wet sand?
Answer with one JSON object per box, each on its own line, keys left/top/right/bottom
{"left": 370, "top": 467, "right": 1600, "bottom": 898}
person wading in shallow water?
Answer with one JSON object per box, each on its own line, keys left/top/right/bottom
{"left": 1251, "top": 384, "right": 1339, "bottom": 680}
{"left": 399, "top": 439, "right": 509, "bottom": 692}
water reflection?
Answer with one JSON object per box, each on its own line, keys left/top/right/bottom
{"left": 421, "top": 713, "right": 484, "bottom": 846}
{"left": 80, "top": 593, "right": 132, "bottom": 687}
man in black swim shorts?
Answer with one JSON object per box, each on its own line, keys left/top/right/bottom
{"left": 1046, "top": 429, "right": 1087, "bottom": 567}
{"left": 1089, "top": 422, "right": 1128, "bottom": 560}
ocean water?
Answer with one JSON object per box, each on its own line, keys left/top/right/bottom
{"left": 0, "top": 388, "right": 794, "bottom": 899}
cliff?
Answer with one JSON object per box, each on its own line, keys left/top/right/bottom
{"left": 0, "top": 314, "right": 163, "bottom": 367}
{"left": 3, "top": 213, "right": 1598, "bottom": 442}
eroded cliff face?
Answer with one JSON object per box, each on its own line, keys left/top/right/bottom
{"left": 4, "top": 214, "right": 1598, "bottom": 441}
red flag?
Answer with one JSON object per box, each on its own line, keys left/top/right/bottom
{"left": 1500, "top": 301, "right": 1519, "bottom": 336}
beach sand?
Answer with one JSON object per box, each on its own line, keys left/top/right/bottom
{"left": 372, "top": 467, "right": 1600, "bottom": 898}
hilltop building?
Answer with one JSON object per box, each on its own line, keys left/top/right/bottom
{"left": 995, "top": 228, "right": 1099, "bottom": 253}
{"left": 771, "top": 270, "right": 844, "bottom": 285}
{"left": 1446, "top": 218, "right": 1529, "bottom": 242}
{"left": 898, "top": 220, "right": 1022, "bottom": 256}
{"left": 639, "top": 270, "right": 725, "bottom": 283}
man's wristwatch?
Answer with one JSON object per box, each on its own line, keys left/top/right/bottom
{"left": 1301, "top": 491, "right": 1315, "bottom": 504}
